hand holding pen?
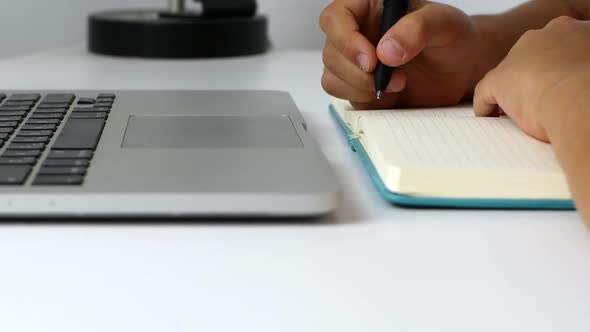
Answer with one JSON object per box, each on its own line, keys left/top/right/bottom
{"left": 320, "top": 0, "right": 484, "bottom": 109}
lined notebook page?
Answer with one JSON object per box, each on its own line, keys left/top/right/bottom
{"left": 359, "top": 112, "right": 562, "bottom": 173}
{"left": 333, "top": 98, "right": 474, "bottom": 120}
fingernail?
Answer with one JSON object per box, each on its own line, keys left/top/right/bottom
{"left": 357, "top": 54, "right": 369, "bottom": 72}
{"left": 381, "top": 39, "right": 405, "bottom": 63}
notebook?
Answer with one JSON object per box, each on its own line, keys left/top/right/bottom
{"left": 330, "top": 98, "right": 575, "bottom": 209}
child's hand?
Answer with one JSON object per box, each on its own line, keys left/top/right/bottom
{"left": 474, "top": 17, "right": 590, "bottom": 142}
{"left": 319, "top": 0, "right": 482, "bottom": 109}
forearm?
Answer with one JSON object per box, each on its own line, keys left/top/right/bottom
{"left": 466, "top": 0, "right": 587, "bottom": 95}
{"left": 542, "top": 69, "right": 590, "bottom": 223}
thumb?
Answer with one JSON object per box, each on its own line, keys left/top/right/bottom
{"left": 377, "top": 1, "right": 470, "bottom": 67}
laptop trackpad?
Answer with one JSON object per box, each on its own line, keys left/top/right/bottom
{"left": 122, "top": 115, "right": 303, "bottom": 149}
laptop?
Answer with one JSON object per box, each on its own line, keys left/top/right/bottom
{"left": 0, "top": 90, "right": 339, "bottom": 218}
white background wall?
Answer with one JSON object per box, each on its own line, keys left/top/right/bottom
{"left": 0, "top": 0, "right": 526, "bottom": 58}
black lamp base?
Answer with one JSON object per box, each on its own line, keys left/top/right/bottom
{"left": 88, "top": 9, "right": 270, "bottom": 58}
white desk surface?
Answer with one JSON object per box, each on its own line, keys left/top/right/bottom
{"left": 0, "top": 47, "right": 588, "bottom": 332}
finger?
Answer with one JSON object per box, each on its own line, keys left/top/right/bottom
{"left": 322, "top": 68, "right": 375, "bottom": 103}
{"left": 350, "top": 71, "right": 407, "bottom": 109}
{"left": 387, "top": 68, "right": 408, "bottom": 93}
{"left": 322, "top": 68, "right": 401, "bottom": 104}
{"left": 323, "top": 42, "right": 374, "bottom": 92}
{"left": 377, "top": 2, "right": 469, "bottom": 67}
{"left": 323, "top": 42, "right": 408, "bottom": 93}
{"left": 320, "top": 3, "right": 378, "bottom": 72}
{"left": 473, "top": 71, "right": 501, "bottom": 117}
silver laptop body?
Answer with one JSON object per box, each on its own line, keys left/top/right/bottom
{"left": 0, "top": 90, "right": 339, "bottom": 218}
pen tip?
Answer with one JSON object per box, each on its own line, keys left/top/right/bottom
{"left": 376, "top": 91, "right": 382, "bottom": 101}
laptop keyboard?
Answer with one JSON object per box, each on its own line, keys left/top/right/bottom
{"left": 0, "top": 92, "right": 114, "bottom": 186}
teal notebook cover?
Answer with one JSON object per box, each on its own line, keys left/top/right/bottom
{"left": 329, "top": 104, "right": 575, "bottom": 210}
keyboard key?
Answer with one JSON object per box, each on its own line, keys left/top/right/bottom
{"left": 30, "top": 113, "right": 64, "bottom": 119}
{"left": 70, "top": 112, "right": 108, "bottom": 119}
{"left": 17, "top": 130, "right": 53, "bottom": 137}
{"left": 33, "top": 175, "right": 84, "bottom": 186}
{"left": 22, "top": 124, "right": 58, "bottom": 131}
{"left": 96, "top": 99, "right": 114, "bottom": 105}
{"left": 37, "top": 103, "right": 70, "bottom": 109}
{"left": 5, "top": 116, "right": 30, "bottom": 124}
{"left": 0, "top": 111, "right": 27, "bottom": 117}
{"left": 34, "top": 108, "right": 67, "bottom": 114}
{"left": 0, "top": 107, "right": 29, "bottom": 112}
{"left": 26, "top": 119, "right": 60, "bottom": 125}
{"left": 48, "top": 150, "right": 93, "bottom": 159}
{"left": 98, "top": 93, "right": 115, "bottom": 99}
{"left": 38, "top": 167, "right": 86, "bottom": 176}
{"left": 7, "top": 143, "right": 46, "bottom": 150}
{"left": 52, "top": 119, "right": 105, "bottom": 150}
{"left": 0, "top": 128, "right": 14, "bottom": 134}
{"left": 43, "top": 159, "right": 90, "bottom": 167}
{"left": 9, "top": 94, "right": 40, "bottom": 101}
{"left": 41, "top": 94, "right": 75, "bottom": 104}
{"left": 72, "top": 107, "right": 110, "bottom": 114}
{"left": 2, "top": 101, "right": 36, "bottom": 107}
{"left": 12, "top": 136, "right": 50, "bottom": 143}
{"left": 2, "top": 150, "right": 42, "bottom": 158}
{"left": 77, "top": 98, "right": 96, "bottom": 105}
{"left": 0, "top": 116, "right": 23, "bottom": 122}
{"left": 72, "top": 107, "right": 92, "bottom": 112}
{"left": 0, "top": 165, "right": 32, "bottom": 185}
{"left": 0, "top": 122, "right": 19, "bottom": 128}
{"left": 94, "top": 103, "right": 113, "bottom": 108}
{"left": 0, "top": 157, "right": 37, "bottom": 165}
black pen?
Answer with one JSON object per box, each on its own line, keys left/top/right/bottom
{"left": 374, "top": 0, "right": 409, "bottom": 100}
